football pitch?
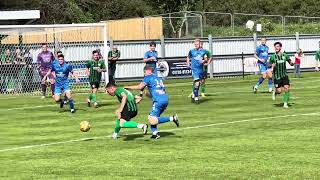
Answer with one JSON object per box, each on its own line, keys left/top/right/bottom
{"left": 1, "top": 73, "right": 320, "bottom": 179}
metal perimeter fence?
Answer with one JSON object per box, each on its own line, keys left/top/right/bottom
{"left": 0, "top": 23, "right": 320, "bottom": 96}
{"left": 158, "top": 11, "right": 320, "bottom": 38}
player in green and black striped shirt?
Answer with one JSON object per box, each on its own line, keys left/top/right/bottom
{"left": 269, "top": 42, "right": 294, "bottom": 108}
{"left": 105, "top": 83, "right": 148, "bottom": 139}
{"left": 86, "top": 50, "right": 106, "bottom": 108}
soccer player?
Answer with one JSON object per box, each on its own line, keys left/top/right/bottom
{"left": 187, "top": 39, "right": 207, "bottom": 104}
{"left": 270, "top": 42, "right": 294, "bottom": 108}
{"left": 315, "top": 47, "right": 320, "bottom": 71}
{"left": 86, "top": 50, "right": 106, "bottom": 108}
{"left": 37, "top": 43, "right": 55, "bottom": 99}
{"left": 188, "top": 43, "right": 213, "bottom": 98}
{"left": 43, "top": 54, "right": 80, "bottom": 113}
{"left": 253, "top": 37, "right": 273, "bottom": 93}
{"left": 105, "top": 83, "right": 148, "bottom": 139}
{"left": 125, "top": 65, "right": 179, "bottom": 139}
{"left": 143, "top": 41, "right": 158, "bottom": 75}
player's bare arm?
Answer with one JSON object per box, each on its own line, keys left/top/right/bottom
{"left": 125, "top": 82, "right": 146, "bottom": 91}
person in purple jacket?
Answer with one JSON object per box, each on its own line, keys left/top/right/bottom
{"left": 37, "top": 43, "right": 55, "bottom": 99}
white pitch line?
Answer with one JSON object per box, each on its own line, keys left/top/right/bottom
{"left": 0, "top": 112, "right": 319, "bottom": 153}
{"left": 4, "top": 100, "right": 114, "bottom": 111}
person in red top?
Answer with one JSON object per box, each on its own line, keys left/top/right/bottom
{"left": 294, "top": 48, "right": 303, "bottom": 78}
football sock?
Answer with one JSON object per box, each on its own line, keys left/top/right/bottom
{"left": 41, "top": 84, "right": 46, "bottom": 96}
{"left": 201, "top": 83, "right": 206, "bottom": 93}
{"left": 158, "top": 117, "right": 171, "bottom": 124}
{"left": 193, "top": 83, "right": 199, "bottom": 97}
{"left": 150, "top": 125, "right": 158, "bottom": 133}
{"left": 121, "top": 121, "right": 138, "bottom": 128}
{"left": 69, "top": 98, "right": 75, "bottom": 109}
{"left": 89, "top": 93, "right": 93, "bottom": 101}
{"left": 114, "top": 119, "right": 121, "bottom": 133}
{"left": 284, "top": 92, "right": 290, "bottom": 103}
{"left": 255, "top": 77, "right": 265, "bottom": 88}
{"left": 50, "top": 84, "right": 55, "bottom": 96}
{"left": 268, "top": 78, "right": 273, "bottom": 89}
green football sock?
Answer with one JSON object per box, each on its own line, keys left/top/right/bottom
{"left": 91, "top": 93, "right": 97, "bottom": 103}
{"left": 201, "top": 83, "right": 206, "bottom": 93}
{"left": 114, "top": 119, "right": 121, "bottom": 133}
{"left": 284, "top": 92, "right": 290, "bottom": 103}
{"left": 121, "top": 121, "right": 138, "bottom": 128}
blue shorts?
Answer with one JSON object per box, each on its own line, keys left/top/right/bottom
{"left": 192, "top": 70, "right": 203, "bottom": 81}
{"left": 54, "top": 83, "right": 70, "bottom": 95}
{"left": 258, "top": 64, "right": 271, "bottom": 74}
{"left": 150, "top": 100, "right": 168, "bottom": 117}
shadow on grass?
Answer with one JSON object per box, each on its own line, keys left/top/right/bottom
{"left": 273, "top": 103, "right": 295, "bottom": 107}
{"left": 123, "top": 131, "right": 177, "bottom": 141}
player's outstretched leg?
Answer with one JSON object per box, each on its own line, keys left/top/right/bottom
{"left": 192, "top": 80, "right": 200, "bottom": 104}
{"left": 283, "top": 85, "right": 290, "bottom": 108}
{"left": 268, "top": 78, "right": 273, "bottom": 93}
{"left": 112, "top": 119, "right": 148, "bottom": 139}
{"left": 148, "top": 114, "right": 179, "bottom": 139}
{"left": 65, "top": 91, "right": 75, "bottom": 113}
{"left": 253, "top": 76, "right": 265, "bottom": 93}
{"left": 41, "top": 83, "right": 47, "bottom": 98}
{"left": 201, "top": 80, "right": 206, "bottom": 97}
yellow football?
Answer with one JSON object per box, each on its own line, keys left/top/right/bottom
{"left": 80, "top": 121, "right": 91, "bottom": 132}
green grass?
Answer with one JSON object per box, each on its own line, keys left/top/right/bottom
{"left": 1, "top": 73, "right": 320, "bottom": 179}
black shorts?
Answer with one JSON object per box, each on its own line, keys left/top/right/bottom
{"left": 90, "top": 82, "right": 100, "bottom": 89}
{"left": 121, "top": 106, "right": 137, "bottom": 120}
{"left": 274, "top": 76, "right": 290, "bottom": 88}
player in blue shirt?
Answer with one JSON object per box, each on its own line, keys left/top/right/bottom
{"left": 125, "top": 65, "right": 179, "bottom": 139}
{"left": 43, "top": 54, "right": 79, "bottom": 113}
{"left": 187, "top": 39, "right": 207, "bottom": 104}
{"left": 143, "top": 41, "right": 158, "bottom": 75}
{"left": 253, "top": 37, "right": 273, "bottom": 93}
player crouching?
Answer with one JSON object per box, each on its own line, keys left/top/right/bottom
{"left": 43, "top": 54, "right": 79, "bottom": 113}
{"left": 270, "top": 42, "right": 294, "bottom": 108}
{"left": 105, "top": 83, "right": 148, "bottom": 139}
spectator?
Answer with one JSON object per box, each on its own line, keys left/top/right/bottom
{"left": 14, "top": 48, "right": 23, "bottom": 64}
{"left": 108, "top": 46, "right": 120, "bottom": 84}
{"left": 0, "top": 49, "right": 12, "bottom": 64}
{"left": 294, "top": 48, "right": 303, "bottom": 78}
{"left": 316, "top": 47, "right": 320, "bottom": 71}
{"left": 22, "top": 48, "right": 34, "bottom": 93}
{"left": 143, "top": 41, "right": 158, "bottom": 75}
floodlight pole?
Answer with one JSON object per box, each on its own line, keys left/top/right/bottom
{"left": 103, "top": 23, "right": 109, "bottom": 85}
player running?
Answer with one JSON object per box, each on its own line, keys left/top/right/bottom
{"left": 143, "top": 41, "right": 158, "bottom": 75}
{"left": 125, "top": 65, "right": 179, "bottom": 139}
{"left": 106, "top": 83, "right": 148, "bottom": 139}
{"left": 253, "top": 37, "right": 273, "bottom": 93}
{"left": 43, "top": 54, "right": 79, "bottom": 113}
{"left": 86, "top": 50, "right": 106, "bottom": 108}
{"left": 270, "top": 42, "right": 294, "bottom": 108}
{"left": 37, "top": 43, "right": 55, "bottom": 99}
{"left": 188, "top": 43, "right": 213, "bottom": 98}
{"left": 187, "top": 39, "right": 207, "bottom": 104}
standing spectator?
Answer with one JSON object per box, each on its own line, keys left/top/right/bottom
{"left": 14, "top": 48, "right": 23, "bottom": 63}
{"left": 0, "top": 49, "right": 13, "bottom": 93}
{"left": 294, "top": 49, "right": 303, "bottom": 78}
{"left": 37, "top": 43, "right": 55, "bottom": 99}
{"left": 143, "top": 41, "right": 158, "bottom": 75}
{"left": 22, "top": 48, "right": 34, "bottom": 93}
{"left": 108, "top": 46, "right": 120, "bottom": 84}
{"left": 0, "top": 49, "right": 12, "bottom": 64}
{"left": 316, "top": 47, "right": 320, "bottom": 71}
